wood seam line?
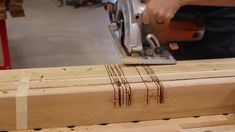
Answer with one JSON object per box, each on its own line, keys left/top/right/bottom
{"left": 147, "top": 66, "right": 165, "bottom": 103}
{"left": 105, "top": 65, "right": 122, "bottom": 107}
{"left": 114, "top": 65, "right": 132, "bottom": 106}
{"left": 16, "top": 70, "right": 30, "bottom": 130}
{"left": 106, "top": 65, "right": 165, "bottom": 106}
{"left": 105, "top": 65, "right": 117, "bottom": 107}
{"left": 112, "top": 65, "right": 129, "bottom": 107}
{"left": 109, "top": 65, "right": 123, "bottom": 107}
{"left": 143, "top": 66, "right": 165, "bottom": 104}
{"left": 105, "top": 65, "right": 132, "bottom": 107}
{"left": 135, "top": 66, "right": 149, "bottom": 104}
{"left": 118, "top": 65, "right": 132, "bottom": 106}
{"left": 142, "top": 66, "right": 160, "bottom": 103}
{"left": 115, "top": 65, "right": 126, "bottom": 106}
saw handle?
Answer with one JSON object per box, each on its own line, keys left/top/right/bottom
{"left": 152, "top": 11, "right": 205, "bottom": 44}
{"left": 168, "top": 12, "right": 205, "bottom": 42}
{"left": 142, "top": 0, "right": 205, "bottom": 44}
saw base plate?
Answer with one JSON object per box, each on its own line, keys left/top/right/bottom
{"left": 109, "top": 24, "right": 176, "bottom": 65}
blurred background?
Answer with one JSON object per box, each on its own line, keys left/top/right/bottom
{"left": 5, "top": 0, "right": 120, "bottom": 69}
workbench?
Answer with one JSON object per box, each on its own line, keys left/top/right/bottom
{"left": 1, "top": 58, "right": 235, "bottom": 131}
{"left": 14, "top": 114, "right": 235, "bottom": 132}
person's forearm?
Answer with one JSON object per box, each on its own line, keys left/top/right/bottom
{"left": 182, "top": 0, "right": 235, "bottom": 6}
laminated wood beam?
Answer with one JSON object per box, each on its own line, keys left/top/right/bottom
{"left": 0, "top": 58, "right": 235, "bottom": 131}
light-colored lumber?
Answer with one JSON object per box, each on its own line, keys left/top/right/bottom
{"left": 13, "top": 114, "right": 235, "bottom": 132}
{"left": 2, "top": 58, "right": 235, "bottom": 82}
{"left": 0, "top": 58, "right": 235, "bottom": 131}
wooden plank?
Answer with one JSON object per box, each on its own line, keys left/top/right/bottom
{"left": 0, "top": 58, "right": 235, "bottom": 131}
{"left": 2, "top": 58, "right": 235, "bottom": 82}
{"left": 12, "top": 114, "right": 235, "bottom": 132}
{"left": 2, "top": 68, "right": 235, "bottom": 92}
{"left": 8, "top": 0, "right": 25, "bottom": 17}
{"left": 25, "top": 77, "right": 235, "bottom": 129}
{"left": 0, "top": 90, "right": 16, "bottom": 130}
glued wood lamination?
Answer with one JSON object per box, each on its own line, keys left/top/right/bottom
{"left": 0, "top": 58, "right": 235, "bottom": 131}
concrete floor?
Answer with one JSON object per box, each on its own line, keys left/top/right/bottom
{"left": 7, "top": 0, "right": 120, "bottom": 69}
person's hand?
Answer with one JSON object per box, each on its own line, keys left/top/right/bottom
{"left": 143, "top": 0, "right": 183, "bottom": 24}
{"left": 142, "top": 0, "right": 184, "bottom": 44}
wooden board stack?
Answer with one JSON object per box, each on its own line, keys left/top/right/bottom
{"left": 0, "top": 0, "right": 24, "bottom": 20}
{"left": 0, "top": 58, "right": 235, "bottom": 131}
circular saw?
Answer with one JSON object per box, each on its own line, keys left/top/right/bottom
{"left": 105, "top": 0, "right": 205, "bottom": 65}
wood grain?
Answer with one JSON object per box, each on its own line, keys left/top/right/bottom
{"left": 0, "top": 58, "right": 235, "bottom": 131}
{"left": 13, "top": 114, "right": 235, "bottom": 132}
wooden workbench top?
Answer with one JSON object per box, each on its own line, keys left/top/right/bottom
{"left": 14, "top": 114, "right": 235, "bottom": 132}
